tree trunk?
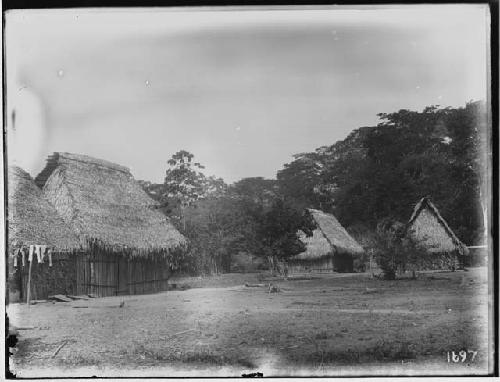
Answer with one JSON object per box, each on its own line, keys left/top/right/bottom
{"left": 267, "top": 256, "right": 277, "bottom": 276}
{"left": 479, "top": 188, "right": 488, "bottom": 245}
{"left": 181, "top": 206, "right": 186, "bottom": 232}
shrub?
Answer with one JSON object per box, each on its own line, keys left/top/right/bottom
{"left": 373, "top": 218, "right": 405, "bottom": 280}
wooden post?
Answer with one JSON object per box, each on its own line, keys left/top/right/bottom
{"left": 369, "top": 253, "right": 373, "bottom": 278}
{"left": 116, "top": 254, "right": 119, "bottom": 296}
{"left": 26, "top": 257, "right": 33, "bottom": 306}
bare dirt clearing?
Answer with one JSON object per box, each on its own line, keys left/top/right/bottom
{"left": 8, "top": 267, "right": 491, "bottom": 377}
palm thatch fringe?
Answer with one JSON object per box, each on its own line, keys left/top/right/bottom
{"left": 84, "top": 237, "right": 187, "bottom": 265}
{"left": 36, "top": 152, "right": 187, "bottom": 254}
{"left": 406, "top": 197, "right": 469, "bottom": 256}
{"left": 290, "top": 209, "right": 365, "bottom": 261}
{"left": 7, "top": 166, "right": 81, "bottom": 251}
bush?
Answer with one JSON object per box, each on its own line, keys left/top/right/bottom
{"left": 353, "top": 254, "right": 367, "bottom": 273}
{"left": 374, "top": 218, "right": 442, "bottom": 279}
{"left": 373, "top": 218, "right": 405, "bottom": 280}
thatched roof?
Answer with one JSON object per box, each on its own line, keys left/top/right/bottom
{"left": 35, "top": 152, "right": 186, "bottom": 255}
{"left": 290, "top": 209, "right": 365, "bottom": 261}
{"left": 7, "top": 166, "right": 80, "bottom": 250}
{"left": 407, "top": 197, "right": 469, "bottom": 256}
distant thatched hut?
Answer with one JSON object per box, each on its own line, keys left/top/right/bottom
{"left": 287, "top": 209, "right": 365, "bottom": 273}
{"left": 406, "top": 197, "right": 469, "bottom": 270}
{"left": 35, "top": 152, "right": 187, "bottom": 296}
{"left": 7, "top": 166, "right": 81, "bottom": 302}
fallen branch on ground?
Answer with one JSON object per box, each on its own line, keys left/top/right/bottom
{"left": 31, "top": 300, "right": 48, "bottom": 304}
{"left": 67, "top": 295, "right": 89, "bottom": 300}
{"left": 51, "top": 340, "right": 69, "bottom": 358}
{"left": 165, "top": 328, "right": 200, "bottom": 340}
{"left": 48, "top": 295, "right": 73, "bottom": 302}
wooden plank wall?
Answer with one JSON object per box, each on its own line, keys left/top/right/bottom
{"left": 76, "top": 252, "right": 170, "bottom": 297}
{"left": 18, "top": 252, "right": 77, "bottom": 301}
{"left": 127, "top": 259, "right": 170, "bottom": 295}
{"left": 288, "top": 257, "right": 335, "bottom": 274}
{"left": 13, "top": 250, "right": 172, "bottom": 300}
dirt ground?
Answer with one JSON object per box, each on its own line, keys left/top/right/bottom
{"left": 7, "top": 267, "right": 492, "bottom": 377}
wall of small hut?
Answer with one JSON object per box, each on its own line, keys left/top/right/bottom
{"left": 411, "top": 251, "right": 461, "bottom": 271}
{"left": 288, "top": 257, "right": 334, "bottom": 274}
{"left": 288, "top": 254, "right": 353, "bottom": 274}
{"left": 408, "top": 209, "right": 464, "bottom": 271}
{"left": 467, "top": 247, "right": 488, "bottom": 267}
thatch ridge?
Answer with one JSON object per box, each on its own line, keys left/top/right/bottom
{"left": 7, "top": 165, "right": 81, "bottom": 250}
{"left": 407, "top": 197, "right": 469, "bottom": 256}
{"left": 291, "top": 209, "right": 365, "bottom": 261}
{"left": 35, "top": 152, "right": 130, "bottom": 188}
{"left": 38, "top": 152, "right": 186, "bottom": 255}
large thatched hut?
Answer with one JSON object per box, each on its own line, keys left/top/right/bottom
{"left": 406, "top": 197, "right": 469, "bottom": 269}
{"left": 35, "top": 152, "right": 187, "bottom": 296}
{"left": 7, "top": 166, "right": 81, "bottom": 302}
{"left": 287, "top": 209, "right": 365, "bottom": 273}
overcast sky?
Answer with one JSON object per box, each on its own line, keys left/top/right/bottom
{"left": 5, "top": 5, "right": 489, "bottom": 184}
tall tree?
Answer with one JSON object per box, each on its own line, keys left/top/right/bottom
{"left": 277, "top": 151, "right": 335, "bottom": 211}
{"left": 257, "top": 199, "right": 315, "bottom": 273}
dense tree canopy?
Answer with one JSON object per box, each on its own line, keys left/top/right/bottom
{"left": 139, "top": 101, "right": 489, "bottom": 275}
{"left": 278, "top": 101, "right": 488, "bottom": 246}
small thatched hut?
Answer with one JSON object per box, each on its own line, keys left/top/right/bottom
{"left": 287, "top": 209, "right": 365, "bottom": 273}
{"left": 35, "top": 152, "right": 187, "bottom": 296}
{"left": 7, "top": 166, "right": 81, "bottom": 302}
{"left": 406, "top": 197, "right": 469, "bottom": 269}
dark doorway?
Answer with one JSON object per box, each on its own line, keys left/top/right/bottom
{"left": 333, "top": 253, "right": 353, "bottom": 272}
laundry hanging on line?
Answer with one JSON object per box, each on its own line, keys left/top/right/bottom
{"left": 11, "top": 245, "right": 54, "bottom": 267}
{"left": 40, "top": 245, "right": 47, "bottom": 263}
{"left": 28, "top": 245, "right": 34, "bottom": 263}
{"left": 35, "top": 245, "right": 42, "bottom": 263}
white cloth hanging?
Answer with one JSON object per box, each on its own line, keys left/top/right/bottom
{"left": 48, "top": 249, "right": 53, "bottom": 267}
{"left": 36, "top": 245, "right": 42, "bottom": 263}
{"left": 28, "top": 245, "right": 34, "bottom": 262}
{"left": 13, "top": 249, "right": 18, "bottom": 267}
{"left": 40, "top": 245, "right": 47, "bottom": 263}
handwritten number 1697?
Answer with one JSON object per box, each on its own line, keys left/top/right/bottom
{"left": 447, "top": 350, "right": 478, "bottom": 363}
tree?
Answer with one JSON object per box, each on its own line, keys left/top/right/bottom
{"left": 230, "top": 177, "right": 278, "bottom": 207}
{"left": 277, "top": 151, "right": 335, "bottom": 212}
{"left": 374, "top": 218, "right": 440, "bottom": 279}
{"left": 256, "top": 199, "right": 315, "bottom": 275}
{"left": 162, "top": 150, "right": 227, "bottom": 229}
{"left": 276, "top": 102, "right": 487, "bottom": 246}
{"left": 180, "top": 196, "right": 246, "bottom": 274}
{"left": 164, "top": 150, "right": 208, "bottom": 207}
{"left": 373, "top": 218, "right": 405, "bottom": 280}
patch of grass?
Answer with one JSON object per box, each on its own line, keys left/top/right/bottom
{"left": 10, "top": 337, "right": 48, "bottom": 366}
{"left": 314, "top": 331, "right": 329, "bottom": 340}
{"left": 56, "top": 353, "right": 104, "bottom": 367}
{"left": 127, "top": 344, "right": 255, "bottom": 368}
{"left": 287, "top": 340, "right": 419, "bottom": 366}
{"left": 290, "top": 301, "right": 323, "bottom": 306}
{"left": 370, "top": 340, "right": 417, "bottom": 361}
